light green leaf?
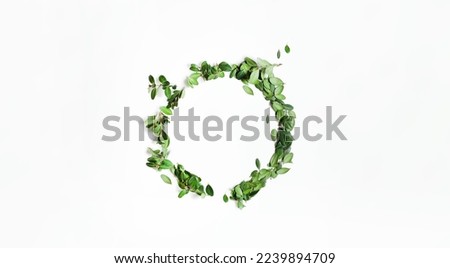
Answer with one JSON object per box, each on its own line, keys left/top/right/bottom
{"left": 257, "top": 58, "right": 271, "bottom": 67}
{"left": 242, "top": 85, "right": 254, "bottom": 95}
{"left": 160, "top": 106, "right": 172, "bottom": 115}
{"left": 223, "top": 194, "right": 229, "bottom": 203}
{"left": 271, "top": 101, "right": 283, "bottom": 111}
{"left": 235, "top": 185, "right": 243, "bottom": 197}
{"left": 271, "top": 129, "right": 277, "bottom": 141}
{"left": 160, "top": 174, "right": 172, "bottom": 184}
{"left": 283, "top": 153, "right": 294, "bottom": 163}
{"left": 269, "top": 77, "right": 283, "bottom": 86}
{"left": 277, "top": 167, "right": 290, "bottom": 174}
{"left": 237, "top": 200, "right": 245, "bottom": 209}
{"left": 249, "top": 70, "right": 259, "bottom": 84}
{"left": 178, "top": 189, "right": 188, "bottom": 198}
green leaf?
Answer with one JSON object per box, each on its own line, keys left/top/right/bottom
{"left": 206, "top": 184, "right": 214, "bottom": 196}
{"left": 257, "top": 58, "right": 271, "bottom": 67}
{"left": 219, "top": 62, "right": 232, "bottom": 71}
{"left": 160, "top": 159, "right": 173, "bottom": 169}
{"left": 242, "top": 85, "right": 254, "bottom": 95}
{"left": 158, "top": 75, "right": 167, "bottom": 83}
{"left": 277, "top": 167, "right": 290, "bottom": 174}
{"left": 283, "top": 153, "right": 294, "bottom": 163}
{"left": 148, "top": 75, "right": 155, "bottom": 84}
{"left": 160, "top": 174, "right": 172, "bottom": 184}
{"left": 249, "top": 70, "right": 259, "bottom": 84}
{"left": 160, "top": 106, "right": 172, "bottom": 115}
{"left": 244, "top": 57, "right": 257, "bottom": 67}
{"left": 271, "top": 129, "right": 277, "bottom": 141}
{"left": 271, "top": 101, "right": 283, "bottom": 111}
{"left": 269, "top": 77, "right": 283, "bottom": 86}
{"left": 223, "top": 194, "right": 229, "bottom": 203}
{"left": 234, "top": 185, "right": 243, "bottom": 197}
{"left": 178, "top": 189, "right": 188, "bottom": 198}
{"left": 255, "top": 158, "right": 261, "bottom": 169}
{"left": 285, "top": 44, "right": 290, "bottom": 53}
{"left": 236, "top": 70, "right": 246, "bottom": 80}
{"left": 164, "top": 87, "right": 171, "bottom": 98}
{"left": 237, "top": 200, "right": 245, "bottom": 209}
{"left": 277, "top": 49, "right": 281, "bottom": 59}
{"left": 151, "top": 88, "right": 156, "bottom": 100}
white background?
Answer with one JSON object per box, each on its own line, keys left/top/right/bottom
{"left": 0, "top": 0, "right": 449, "bottom": 252}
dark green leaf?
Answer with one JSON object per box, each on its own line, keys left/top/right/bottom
{"left": 148, "top": 75, "right": 155, "bottom": 84}
{"left": 219, "top": 62, "right": 232, "bottom": 71}
{"left": 164, "top": 87, "right": 171, "bottom": 98}
{"left": 277, "top": 50, "right": 281, "bottom": 59}
{"left": 285, "top": 45, "right": 290, "bottom": 53}
{"left": 151, "top": 88, "right": 156, "bottom": 100}
{"left": 158, "top": 75, "right": 167, "bottom": 83}
{"left": 223, "top": 194, "right": 229, "bottom": 203}
{"left": 206, "top": 184, "right": 214, "bottom": 196}
{"left": 255, "top": 158, "right": 261, "bottom": 169}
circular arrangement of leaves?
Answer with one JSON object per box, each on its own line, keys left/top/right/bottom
{"left": 145, "top": 46, "right": 295, "bottom": 208}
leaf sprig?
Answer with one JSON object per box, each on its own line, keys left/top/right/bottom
{"left": 146, "top": 46, "right": 294, "bottom": 208}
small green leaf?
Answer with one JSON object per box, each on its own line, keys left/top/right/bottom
{"left": 277, "top": 49, "right": 281, "bottom": 59}
{"left": 151, "top": 88, "right": 156, "bottom": 100}
{"left": 285, "top": 44, "right": 290, "bottom": 53}
{"left": 244, "top": 57, "right": 257, "bottom": 67}
{"left": 164, "top": 87, "right": 171, "bottom": 98}
{"left": 269, "top": 77, "right": 283, "bottom": 86}
{"left": 160, "top": 159, "right": 173, "bottom": 169}
{"left": 257, "top": 58, "right": 271, "bottom": 67}
{"left": 271, "top": 129, "right": 277, "bottom": 141}
{"left": 235, "top": 185, "right": 243, "bottom": 197}
{"left": 272, "top": 101, "right": 283, "bottom": 111}
{"left": 148, "top": 75, "right": 155, "bottom": 84}
{"left": 160, "top": 106, "right": 172, "bottom": 115}
{"left": 206, "top": 184, "right": 214, "bottom": 196}
{"left": 160, "top": 174, "right": 172, "bottom": 184}
{"left": 237, "top": 200, "right": 245, "bottom": 209}
{"left": 277, "top": 167, "right": 290, "bottom": 174}
{"left": 283, "top": 152, "right": 294, "bottom": 163}
{"left": 219, "top": 62, "right": 232, "bottom": 71}
{"left": 223, "top": 194, "right": 229, "bottom": 203}
{"left": 249, "top": 70, "right": 259, "bottom": 84}
{"left": 255, "top": 158, "right": 261, "bottom": 169}
{"left": 158, "top": 75, "right": 167, "bottom": 83}
{"left": 178, "top": 189, "right": 188, "bottom": 198}
{"left": 242, "top": 85, "right": 254, "bottom": 95}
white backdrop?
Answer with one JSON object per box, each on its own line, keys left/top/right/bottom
{"left": 0, "top": 0, "right": 449, "bottom": 249}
